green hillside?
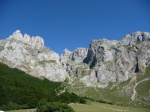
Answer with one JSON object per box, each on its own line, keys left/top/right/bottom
{"left": 0, "top": 63, "right": 84, "bottom": 111}
{"left": 70, "top": 101, "right": 150, "bottom": 112}
{"left": 0, "top": 63, "right": 62, "bottom": 110}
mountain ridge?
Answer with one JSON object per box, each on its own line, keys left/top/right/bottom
{"left": 0, "top": 30, "right": 150, "bottom": 85}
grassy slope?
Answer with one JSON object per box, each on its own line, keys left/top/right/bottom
{"left": 7, "top": 101, "right": 150, "bottom": 112}
{"left": 67, "top": 66, "right": 150, "bottom": 108}
{"left": 6, "top": 101, "right": 150, "bottom": 112}
{"left": 0, "top": 63, "right": 86, "bottom": 111}
{"left": 135, "top": 66, "right": 150, "bottom": 108}
{"left": 0, "top": 63, "right": 62, "bottom": 109}
{"left": 71, "top": 101, "right": 150, "bottom": 112}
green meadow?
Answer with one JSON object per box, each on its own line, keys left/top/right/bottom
{"left": 70, "top": 101, "right": 150, "bottom": 112}
{"left": 7, "top": 101, "right": 150, "bottom": 112}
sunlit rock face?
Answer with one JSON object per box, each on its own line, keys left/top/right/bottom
{"left": 0, "top": 30, "right": 68, "bottom": 82}
{"left": 82, "top": 32, "right": 150, "bottom": 86}
{"left": 9, "top": 30, "right": 44, "bottom": 49}
{"left": 0, "top": 30, "right": 150, "bottom": 87}
{"left": 60, "top": 48, "right": 88, "bottom": 63}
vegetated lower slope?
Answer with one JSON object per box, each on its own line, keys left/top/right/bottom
{"left": 7, "top": 100, "right": 150, "bottom": 112}
{"left": 67, "top": 66, "right": 150, "bottom": 109}
{"left": 70, "top": 101, "right": 150, "bottom": 112}
{"left": 0, "top": 63, "right": 85, "bottom": 111}
{"left": 0, "top": 63, "right": 61, "bottom": 110}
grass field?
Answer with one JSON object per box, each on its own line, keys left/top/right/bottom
{"left": 70, "top": 101, "right": 150, "bottom": 112}
{"left": 6, "top": 101, "right": 150, "bottom": 112}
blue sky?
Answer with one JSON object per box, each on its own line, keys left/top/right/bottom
{"left": 0, "top": 0, "right": 150, "bottom": 54}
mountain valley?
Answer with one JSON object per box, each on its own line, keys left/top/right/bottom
{"left": 0, "top": 30, "right": 150, "bottom": 110}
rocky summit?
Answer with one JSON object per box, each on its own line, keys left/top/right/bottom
{"left": 0, "top": 30, "right": 68, "bottom": 81}
{"left": 82, "top": 32, "right": 150, "bottom": 87}
{"left": 0, "top": 30, "right": 150, "bottom": 87}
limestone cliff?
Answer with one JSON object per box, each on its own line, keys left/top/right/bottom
{"left": 81, "top": 32, "right": 150, "bottom": 86}
{"left": 0, "top": 30, "right": 68, "bottom": 81}
{"left": 0, "top": 30, "right": 150, "bottom": 87}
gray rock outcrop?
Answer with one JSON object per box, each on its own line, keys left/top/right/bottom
{"left": 72, "top": 48, "right": 88, "bottom": 63}
{"left": 81, "top": 32, "right": 150, "bottom": 86}
{"left": 60, "top": 48, "right": 88, "bottom": 63}
{"left": 9, "top": 30, "right": 44, "bottom": 49}
{"left": 60, "top": 49, "right": 73, "bottom": 63}
{"left": 60, "top": 48, "right": 88, "bottom": 82}
{"left": 0, "top": 30, "right": 68, "bottom": 81}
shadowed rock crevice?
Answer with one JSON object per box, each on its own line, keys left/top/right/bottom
{"left": 135, "top": 56, "right": 140, "bottom": 73}
{"left": 135, "top": 63, "right": 139, "bottom": 73}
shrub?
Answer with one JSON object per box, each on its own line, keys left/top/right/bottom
{"left": 37, "top": 101, "right": 74, "bottom": 112}
{"left": 79, "top": 98, "right": 86, "bottom": 104}
{"left": 59, "top": 92, "right": 86, "bottom": 104}
{"left": 0, "top": 102, "right": 28, "bottom": 111}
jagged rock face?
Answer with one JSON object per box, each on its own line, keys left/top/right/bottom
{"left": 119, "top": 31, "right": 150, "bottom": 45}
{"left": 72, "top": 48, "right": 88, "bottom": 63}
{"left": 60, "top": 48, "right": 88, "bottom": 63}
{"left": 85, "top": 39, "right": 117, "bottom": 67}
{"left": 60, "top": 48, "right": 88, "bottom": 82}
{"left": 60, "top": 49, "right": 73, "bottom": 63}
{"left": 0, "top": 30, "right": 150, "bottom": 87}
{"left": 9, "top": 30, "right": 44, "bottom": 49}
{"left": 0, "top": 30, "right": 68, "bottom": 81}
{"left": 82, "top": 32, "right": 150, "bottom": 85}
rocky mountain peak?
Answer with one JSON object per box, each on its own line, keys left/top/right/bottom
{"left": 10, "top": 30, "right": 23, "bottom": 40}
{"left": 0, "top": 30, "right": 68, "bottom": 82}
{"left": 60, "top": 48, "right": 88, "bottom": 63}
{"left": 119, "top": 32, "right": 150, "bottom": 46}
{"left": 72, "top": 48, "right": 88, "bottom": 63}
{"left": 81, "top": 31, "right": 150, "bottom": 86}
{"left": 62, "top": 49, "right": 72, "bottom": 56}
{"left": 9, "top": 30, "right": 44, "bottom": 49}
{"left": 60, "top": 49, "right": 72, "bottom": 63}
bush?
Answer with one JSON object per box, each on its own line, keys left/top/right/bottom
{"left": 59, "top": 92, "right": 86, "bottom": 104}
{"left": 79, "top": 98, "right": 86, "bottom": 104}
{"left": 37, "top": 101, "right": 74, "bottom": 112}
{"left": 0, "top": 102, "right": 28, "bottom": 111}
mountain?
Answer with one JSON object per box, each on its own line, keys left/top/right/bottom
{"left": 0, "top": 30, "right": 150, "bottom": 108}
{"left": 81, "top": 32, "right": 150, "bottom": 87}
{"left": 0, "top": 30, "right": 68, "bottom": 81}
